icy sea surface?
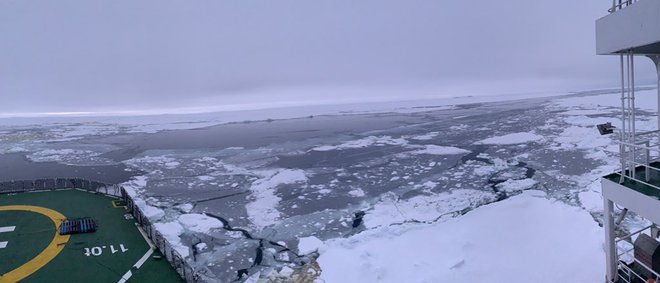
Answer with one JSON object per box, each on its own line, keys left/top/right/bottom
{"left": 0, "top": 88, "right": 656, "bottom": 282}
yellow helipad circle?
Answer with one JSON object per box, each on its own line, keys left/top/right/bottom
{"left": 0, "top": 205, "right": 70, "bottom": 283}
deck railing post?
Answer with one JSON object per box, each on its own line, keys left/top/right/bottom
{"left": 646, "top": 141, "right": 651, "bottom": 181}
{"left": 604, "top": 198, "right": 618, "bottom": 282}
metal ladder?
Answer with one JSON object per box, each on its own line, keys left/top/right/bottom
{"left": 620, "top": 50, "right": 637, "bottom": 183}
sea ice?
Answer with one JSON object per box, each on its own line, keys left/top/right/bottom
{"left": 408, "top": 144, "right": 470, "bottom": 155}
{"left": 317, "top": 191, "right": 604, "bottom": 283}
{"left": 474, "top": 132, "right": 543, "bottom": 145}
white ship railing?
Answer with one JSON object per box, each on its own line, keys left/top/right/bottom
{"left": 614, "top": 136, "right": 658, "bottom": 184}
{"left": 609, "top": 0, "right": 639, "bottom": 13}
{"left": 616, "top": 225, "right": 660, "bottom": 282}
{"left": 609, "top": 51, "right": 660, "bottom": 191}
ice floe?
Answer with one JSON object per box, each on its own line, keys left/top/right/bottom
{"left": 474, "top": 132, "right": 543, "bottom": 145}
{"left": 27, "top": 148, "right": 115, "bottom": 166}
{"left": 178, "top": 213, "right": 224, "bottom": 234}
{"left": 494, "top": 178, "right": 537, "bottom": 193}
{"left": 409, "top": 132, "right": 439, "bottom": 141}
{"left": 311, "top": 136, "right": 408, "bottom": 151}
{"left": 408, "top": 144, "right": 470, "bottom": 155}
{"left": 364, "top": 189, "right": 497, "bottom": 229}
{"left": 245, "top": 169, "right": 308, "bottom": 229}
{"left": 154, "top": 221, "right": 189, "bottom": 257}
{"left": 297, "top": 236, "right": 323, "bottom": 254}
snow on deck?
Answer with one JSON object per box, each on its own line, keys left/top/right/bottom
{"left": 317, "top": 190, "right": 604, "bottom": 282}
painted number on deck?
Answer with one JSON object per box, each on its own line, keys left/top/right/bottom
{"left": 84, "top": 244, "right": 128, "bottom": 256}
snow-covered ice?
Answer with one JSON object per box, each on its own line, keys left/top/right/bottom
{"left": 495, "top": 178, "right": 537, "bottom": 193}
{"left": 178, "top": 214, "right": 224, "bottom": 234}
{"left": 474, "top": 132, "right": 544, "bottom": 145}
{"left": 408, "top": 144, "right": 470, "bottom": 155}
{"left": 297, "top": 236, "right": 324, "bottom": 255}
{"left": 245, "top": 169, "right": 308, "bottom": 229}
{"left": 317, "top": 191, "right": 604, "bottom": 283}
{"left": 364, "top": 189, "right": 497, "bottom": 228}
{"left": 312, "top": 136, "right": 408, "bottom": 151}
{"left": 154, "top": 221, "right": 188, "bottom": 257}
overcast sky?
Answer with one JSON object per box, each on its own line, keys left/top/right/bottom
{"left": 0, "top": 0, "right": 655, "bottom": 115}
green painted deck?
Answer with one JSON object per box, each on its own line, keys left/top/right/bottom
{"left": 604, "top": 161, "right": 660, "bottom": 200}
{"left": 0, "top": 189, "right": 183, "bottom": 283}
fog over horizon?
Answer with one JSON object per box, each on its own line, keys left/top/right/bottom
{"left": 1, "top": 0, "right": 657, "bottom": 115}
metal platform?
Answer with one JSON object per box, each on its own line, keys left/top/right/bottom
{"left": 597, "top": 0, "right": 660, "bottom": 55}
{"left": 0, "top": 189, "right": 183, "bottom": 283}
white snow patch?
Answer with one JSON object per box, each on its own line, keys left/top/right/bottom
{"left": 449, "top": 124, "right": 468, "bottom": 130}
{"left": 176, "top": 203, "right": 194, "bottom": 213}
{"left": 119, "top": 176, "right": 165, "bottom": 221}
{"left": 178, "top": 214, "right": 224, "bottom": 234}
{"left": 553, "top": 126, "right": 611, "bottom": 150}
{"left": 410, "top": 132, "right": 439, "bottom": 141}
{"left": 472, "top": 158, "right": 509, "bottom": 176}
{"left": 474, "top": 132, "right": 543, "bottom": 145}
{"left": 364, "top": 189, "right": 497, "bottom": 229}
{"left": 409, "top": 145, "right": 470, "bottom": 155}
{"left": 27, "top": 148, "right": 113, "bottom": 165}
{"left": 312, "top": 136, "right": 408, "bottom": 151}
{"left": 562, "top": 115, "right": 617, "bottom": 128}
{"left": 495, "top": 178, "right": 537, "bottom": 193}
{"left": 245, "top": 169, "right": 308, "bottom": 229}
{"left": 197, "top": 175, "right": 214, "bottom": 181}
{"left": 195, "top": 242, "right": 208, "bottom": 252}
{"left": 318, "top": 191, "right": 604, "bottom": 283}
{"left": 553, "top": 89, "right": 657, "bottom": 112}
{"left": 121, "top": 176, "right": 149, "bottom": 197}
{"left": 164, "top": 161, "right": 180, "bottom": 169}
{"left": 579, "top": 189, "right": 603, "bottom": 213}
{"left": 348, "top": 188, "right": 365, "bottom": 197}
{"left": 139, "top": 203, "right": 166, "bottom": 221}
{"left": 125, "top": 155, "right": 180, "bottom": 169}
{"left": 6, "top": 146, "right": 28, "bottom": 153}
{"left": 298, "top": 236, "right": 324, "bottom": 254}
{"left": 154, "top": 221, "right": 189, "bottom": 258}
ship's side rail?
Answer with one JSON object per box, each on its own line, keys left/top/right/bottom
{"left": 609, "top": 0, "right": 639, "bottom": 13}
{"left": 0, "top": 178, "right": 122, "bottom": 197}
{"left": 0, "top": 178, "right": 200, "bottom": 283}
{"left": 121, "top": 189, "right": 198, "bottom": 282}
{"left": 613, "top": 133, "right": 660, "bottom": 191}
{"left": 615, "top": 224, "right": 660, "bottom": 282}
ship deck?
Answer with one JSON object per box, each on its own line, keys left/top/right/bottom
{"left": 0, "top": 189, "right": 182, "bottom": 283}
{"left": 603, "top": 161, "right": 660, "bottom": 200}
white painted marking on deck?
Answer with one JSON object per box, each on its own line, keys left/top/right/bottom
{"left": 0, "top": 226, "right": 15, "bottom": 233}
{"left": 117, "top": 270, "right": 132, "bottom": 283}
{"left": 117, "top": 224, "right": 156, "bottom": 282}
{"left": 135, "top": 248, "right": 154, "bottom": 269}
{"left": 136, "top": 224, "right": 155, "bottom": 249}
{"left": 0, "top": 226, "right": 15, "bottom": 249}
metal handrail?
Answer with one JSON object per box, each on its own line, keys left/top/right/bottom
{"left": 615, "top": 225, "right": 660, "bottom": 282}
{"left": 609, "top": 0, "right": 638, "bottom": 13}
{"left": 616, "top": 224, "right": 654, "bottom": 243}
{"left": 613, "top": 137, "right": 654, "bottom": 183}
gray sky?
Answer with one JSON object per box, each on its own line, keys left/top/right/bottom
{"left": 0, "top": 0, "right": 655, "bottom": 114}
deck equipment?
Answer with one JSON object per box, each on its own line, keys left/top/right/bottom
{"left": 59, "top": 218, "right": 96, "bottom": 235}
